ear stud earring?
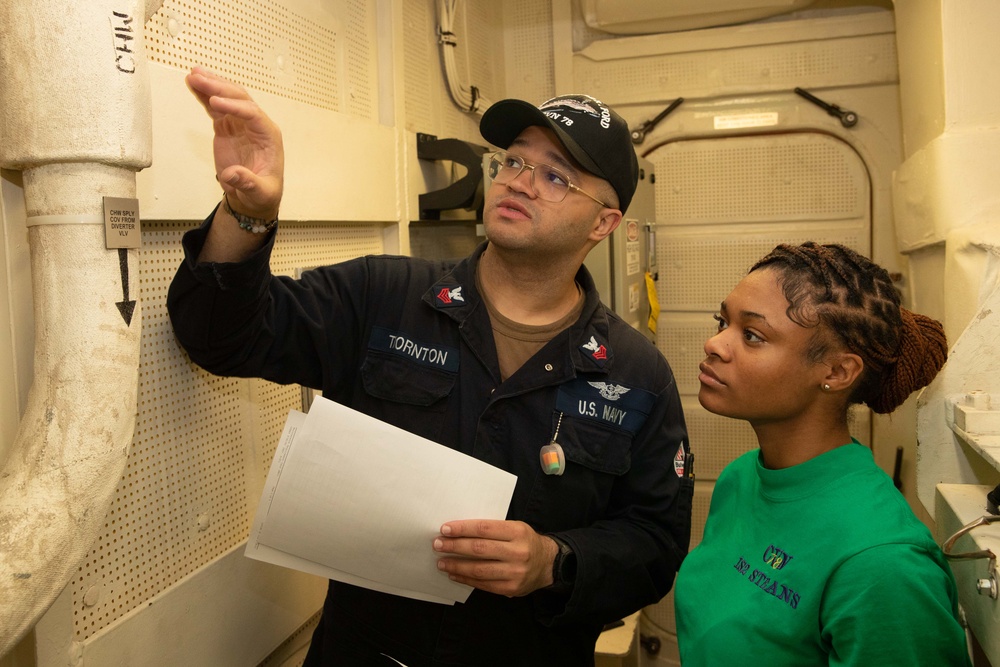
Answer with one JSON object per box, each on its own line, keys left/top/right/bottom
{"left": 822, "top": 383, "right": 831, "bottom": 391}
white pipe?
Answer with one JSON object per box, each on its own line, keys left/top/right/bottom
{"left": 0, "top": 0, "right": 161, "bottom": 656}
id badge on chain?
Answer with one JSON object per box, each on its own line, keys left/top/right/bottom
{"left": 539, "top": 412, "right": 566, "bottom": 476}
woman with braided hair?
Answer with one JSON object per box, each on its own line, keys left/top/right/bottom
{"left": 674, "top": 242, "right": 970, "bottom": 665}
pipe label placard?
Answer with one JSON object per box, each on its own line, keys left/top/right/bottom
{"left": 104, "top": 197, "right": 141, "bottom": 249}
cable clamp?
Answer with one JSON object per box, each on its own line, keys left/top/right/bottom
{"left": 437, "top": 28, "right": 457, "bottom": 46}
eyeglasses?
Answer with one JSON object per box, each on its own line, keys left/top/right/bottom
{"left": 487, "top": 151, "right": 610, "bottom": 207}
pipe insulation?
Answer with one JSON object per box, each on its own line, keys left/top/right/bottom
{"left": 0, "top": 0, "right": 161, "bottom": 656}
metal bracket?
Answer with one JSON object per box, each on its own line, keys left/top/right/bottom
{"left": 794, "top": 87, "right": 858, "bottom": 128}
{"left": 416, "top": 134, "right": 489, "bottom": 220}
{"left": 630, "top": 98, "right": 684, "bottom": 144}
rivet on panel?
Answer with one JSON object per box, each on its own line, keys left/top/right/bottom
{"left": 268, "top": 37, "right": 294, "bottom": 85}
{"left": 197, "top": 513, "right": 211, "bottom": 531}
{"left": 83, "top": 585, "right": 100, "bottom": 607}
{"left": 163, "top": 10, "right": 183, "bottom": 38}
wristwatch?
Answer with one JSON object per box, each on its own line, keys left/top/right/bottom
{"left": 549, "top": 535, "right": 577, "bottom": 593}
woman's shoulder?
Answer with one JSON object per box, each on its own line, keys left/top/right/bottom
{"left": 822, "top": 457, "right": 937, "bottom": 548}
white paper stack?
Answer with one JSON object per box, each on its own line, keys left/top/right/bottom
{"left": 246, "top": 395, "right": 517, "bottom": 604}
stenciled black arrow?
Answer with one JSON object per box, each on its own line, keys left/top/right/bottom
{"left": 115, "top": 248, "right": 136, "bottom": 326}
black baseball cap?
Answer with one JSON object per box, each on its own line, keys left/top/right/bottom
{"left": 480, "top": 95, "right": 639, "bottom": 214}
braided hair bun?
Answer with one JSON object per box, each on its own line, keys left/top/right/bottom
{"left": 869, "top": 308, "right": 948, "bottom": 414}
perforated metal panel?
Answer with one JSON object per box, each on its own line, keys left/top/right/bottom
{"left": 502, "top": 0, "right": 555, "bottom": 104}
{"left": 145, "top": 0, "right": 378, "bottom": 121}
{"left": 655, "top": 134, "right": 866, "bottom": 225}
{"left": 658, "top": 314, "right": 715, "bottom": 397}
{"left": 342, "top": 0, "right": 377, "bottom": 119}
{"left": 402, "top": 0, "right": 436, "bottom": 133}
{"left": 71, "top": 221, "right": 383, "bottom": 641}
{"left": 681, "top": 402, "right": 760, "bottom": 481}
{"left": 657, "top": 225, "right": 867, "bottom": 312}
{"left": 441, "top": 1, "right": 503, "bottom": 139}
{"left": 463, "top": 2, "right": 504, "bottom": 104}
{"left": 402, "top": 1, "right": 504, "bottom": 143}
{"left": 653, "top": 133, "right": 869, "bottom": 312}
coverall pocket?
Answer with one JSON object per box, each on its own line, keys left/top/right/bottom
{"left": 360, "top": 352, "right": 455, "bottom": 407}
{"left": 522, "top": 417, "right": 633, "bottom": 530}
{"left": 557, "top": 417, "right": 632, "bottom": 475}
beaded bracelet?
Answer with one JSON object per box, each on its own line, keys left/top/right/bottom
{"left": 222, "top": 193, "right": 278, "bottom": 234}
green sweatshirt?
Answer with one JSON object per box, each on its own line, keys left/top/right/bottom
{"left": 675, "top": 441, "right": 970, "bottom": 666}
